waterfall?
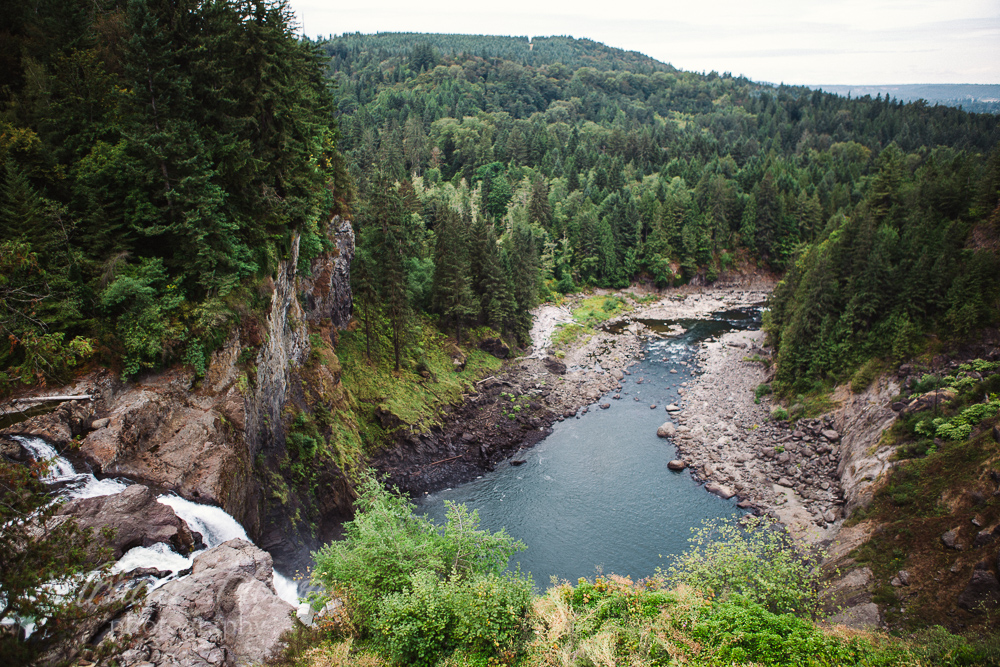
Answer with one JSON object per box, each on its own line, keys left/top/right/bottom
{"left": 11, "top": 436, "right": 303, "bottom": 609}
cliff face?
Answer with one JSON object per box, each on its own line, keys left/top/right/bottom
{"left": 832, "top": 376, "right": 903, "bottom": 517}
{"left": 5, "top": 217, "right": 356, "bottom": 556}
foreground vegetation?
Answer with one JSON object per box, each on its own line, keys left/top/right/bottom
{"left": 283, "top": 475, "right": 996, "bottom": 667}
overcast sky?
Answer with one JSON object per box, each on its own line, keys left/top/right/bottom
{"left": 287, "top": 0, "right": 999, "bottom": 86}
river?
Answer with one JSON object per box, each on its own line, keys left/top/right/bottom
{"left": 418, "top": 309, "right": 760, "bottom": 588}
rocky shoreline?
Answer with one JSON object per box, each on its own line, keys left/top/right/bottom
{"left": 669, "top": 327, "right": 846, "bottom": 543}
{"left": 375, "top": 280, "right": 780, "bottom": 500}
{"left": 378, "top": 277, "right": 861, "bottom": 549}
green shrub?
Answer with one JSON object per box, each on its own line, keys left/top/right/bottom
{"left": 771, "top": 406, "right": 789, "bottom": 421}
{"left": 754, "top": 383, "right": 772, "bottom": 403}
{"left": 910, "top": 625, "right": 1000, "bottom": 666}
{"left": 312, "top": 473, "right": 531, "bottom": 664}
{"left": 664, "top": 516, "right": 823, "bottom": 616}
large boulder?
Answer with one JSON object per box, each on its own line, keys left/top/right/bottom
{"left": 57, "top": 485, "right": 202, "bottom": 562}
{"left": 656, "top": 422, "right": 677, "bottom": 438}
{"left": 957, "top": 570, "right": 1000, "bottom": 612}
{"left": 544, "top": 356, "right": 567, "bottom": 375}
{"left": 480, "top": 337, "right": 510, "bottom": 359}
{"left": 902, "top": 388, "right": 958, "bottom": 415}
{"left": 829, "top": 602, "right": 882, "bottom": 629}
{"left": 705, "top": 482, "right": 735, "bottom": 499}
{"left": 111, "top": 539, "right": 295, "bottom": 666}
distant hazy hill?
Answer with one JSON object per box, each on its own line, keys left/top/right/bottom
{"left": 812, "top": 84, "right": 1000, "bottom": 114}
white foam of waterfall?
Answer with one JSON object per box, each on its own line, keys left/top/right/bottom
{"left": 13, "top": 435, "right": 127, "bottom": 499}
{"left": 158, "top": 494, "right": 249, "bottom": 548}
{"left": 12, "top": 435, "right": 303, "bottom": 608}
{"left": 112, "top": 543, "right": 191, "bottom": 584}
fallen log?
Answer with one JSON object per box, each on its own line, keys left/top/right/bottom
{"left": 13, "top": 395, "right": 93, "bottom": 403}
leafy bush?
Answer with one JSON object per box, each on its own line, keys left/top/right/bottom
{"left": 909, "top": 625, "right": 1000, "bottom": 666}
{"left": 771, "top": 406, "right": 789, "bottom": 421}
{"left": 311, "top": 473, "right": 531, "bottom": 665}
{"left": 664, "top": 516, "right": 824, "bottom": 616}
{"left": 754, "top": 383, "right": 772, "bottom": 403}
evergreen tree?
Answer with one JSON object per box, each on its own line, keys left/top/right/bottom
{"left": 432, "top": 208, "right": 476, "bottom": 344}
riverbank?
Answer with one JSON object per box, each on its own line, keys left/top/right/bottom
{"left": 672, "top": 327, "right": 846, "bottom": 543}
{"left": 374, "top": 279, "right": 778, "bottom": 498}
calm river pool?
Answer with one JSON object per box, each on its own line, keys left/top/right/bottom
{"left": 418, "top": 310, "right": 760, "bottom": 588}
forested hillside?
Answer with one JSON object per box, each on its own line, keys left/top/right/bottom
{"left": 0, "top": 0, "right": 349, "bottom": 389}
{"left": 320, "top": 32, "right": 1000, "bottom": 388}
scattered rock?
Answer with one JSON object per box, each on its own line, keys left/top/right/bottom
{"left": 667, "top": 460, "right": 687, "bottom": 471}
{"left": 656, "top": 422, "right": 677, "bottom": 438}
{"left": 902, "top": 388, "right": 958, "bottom": 415}
{"left": 957, "top": 570, "right": 1000, "bottom": 612}
{"left": 480, "top": 337, "right": 510, "bottom": 359}
{"left": 897, "top": 570, "right": 911, "bottom": 586}
{"left": 447, "top": 344, "right": 467, "bottom": 371}
{"left": 599, "top": 403, "right": 610, "bottom": 410}
{"left": 974, "top": 530, "right": 995, "bottom": 548}
{"left": 665, "top": 403, "right": 681, "bottom": 412}
{"left": 821, "top": 429, "right": 841, "bottom": 442}
{"left": 90, "top": 417, "right": 110, "bottom": 430}
{"left": 704, "top": 482, "right": 735, "bottom": 499}
{"left": 941, "top": 529, "right": 962, "bottom": 550}
{"left": 543, "top": 356, "right": 567, "bottom": 375}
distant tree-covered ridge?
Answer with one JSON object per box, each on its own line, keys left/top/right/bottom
{"left": 317, "top": 31, "right": 999, "bottom": 386}
{"left": 0, "top": 0, "right": 350, "bottom": 387}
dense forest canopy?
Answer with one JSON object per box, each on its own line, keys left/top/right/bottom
{"left": 318, "top": 32, "right": 1000, "bottom": 389}
{"left": 0, "top": 0, "right": 349, "bottom": 386}
{"left": 0, "top": 15, "right": 998, "bottom": 395}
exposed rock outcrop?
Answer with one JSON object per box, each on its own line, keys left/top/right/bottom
{"left": 832, "top": 375, "right": 902, "bottom": 516}
{"left": 2, "top": 218, "right": 357, "bottom": 571}
{"left": 56, "top": 485, "right": 202, "bottom": 562}
{"left": 112, "top": 539, "right": 295, "bottom": 667}
{"left": 298, "top": 216, "right": 355, "bottom": 329}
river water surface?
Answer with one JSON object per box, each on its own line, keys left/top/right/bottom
{"left": 419, "top": 310, "right": 760, "bottom": 587}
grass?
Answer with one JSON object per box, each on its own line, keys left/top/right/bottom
{"left": 279, "top": 576, "right": 970, "bottom": 667}
{"left": 570, "top": 294, "right": 629, "bottom": 326}
{"left": 550, "top": 323, "right": 593, "bottom": 350}
{"left": 336, "top": 321, "right": 502, "bottom": 450}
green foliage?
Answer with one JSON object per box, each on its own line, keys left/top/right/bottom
{"left": 909, "top": 625, "right": 1000, "bottom": 666}
{"left": 664, "top": 516, "right": 823, "bottom": 616}
{"left": 0, "top": 457, "right": 117, "bottom": 665}
{"left": 754, "top": 383, "right": 772, "bottom": 403}
{"left": 0, "top": 0, "right": 350, "bottom": 382}
{"left": 917, "top": 398, "right": 1000, "bottom": 441}
{"left": 311, "top": 473, "right": 531, "bottom": 665}
{"left": 851, "top": 358, "right": 883, "bottom": 393}
{"left": 522, "top": 575, "right": 922, "bottom": 667}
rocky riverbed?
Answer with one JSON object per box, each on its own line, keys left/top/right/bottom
{"left": 376, "top": 280, "right": 780, "bottom": 496}
{"left": 669, "top": 328, "right": 846, "bottom": 543}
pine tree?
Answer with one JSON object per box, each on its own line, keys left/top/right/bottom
{"left": 364, "top": 174, "right": 415, "bottom": 371}
{"left": 432, "top": 208, "right": 476, "bottom": 344}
